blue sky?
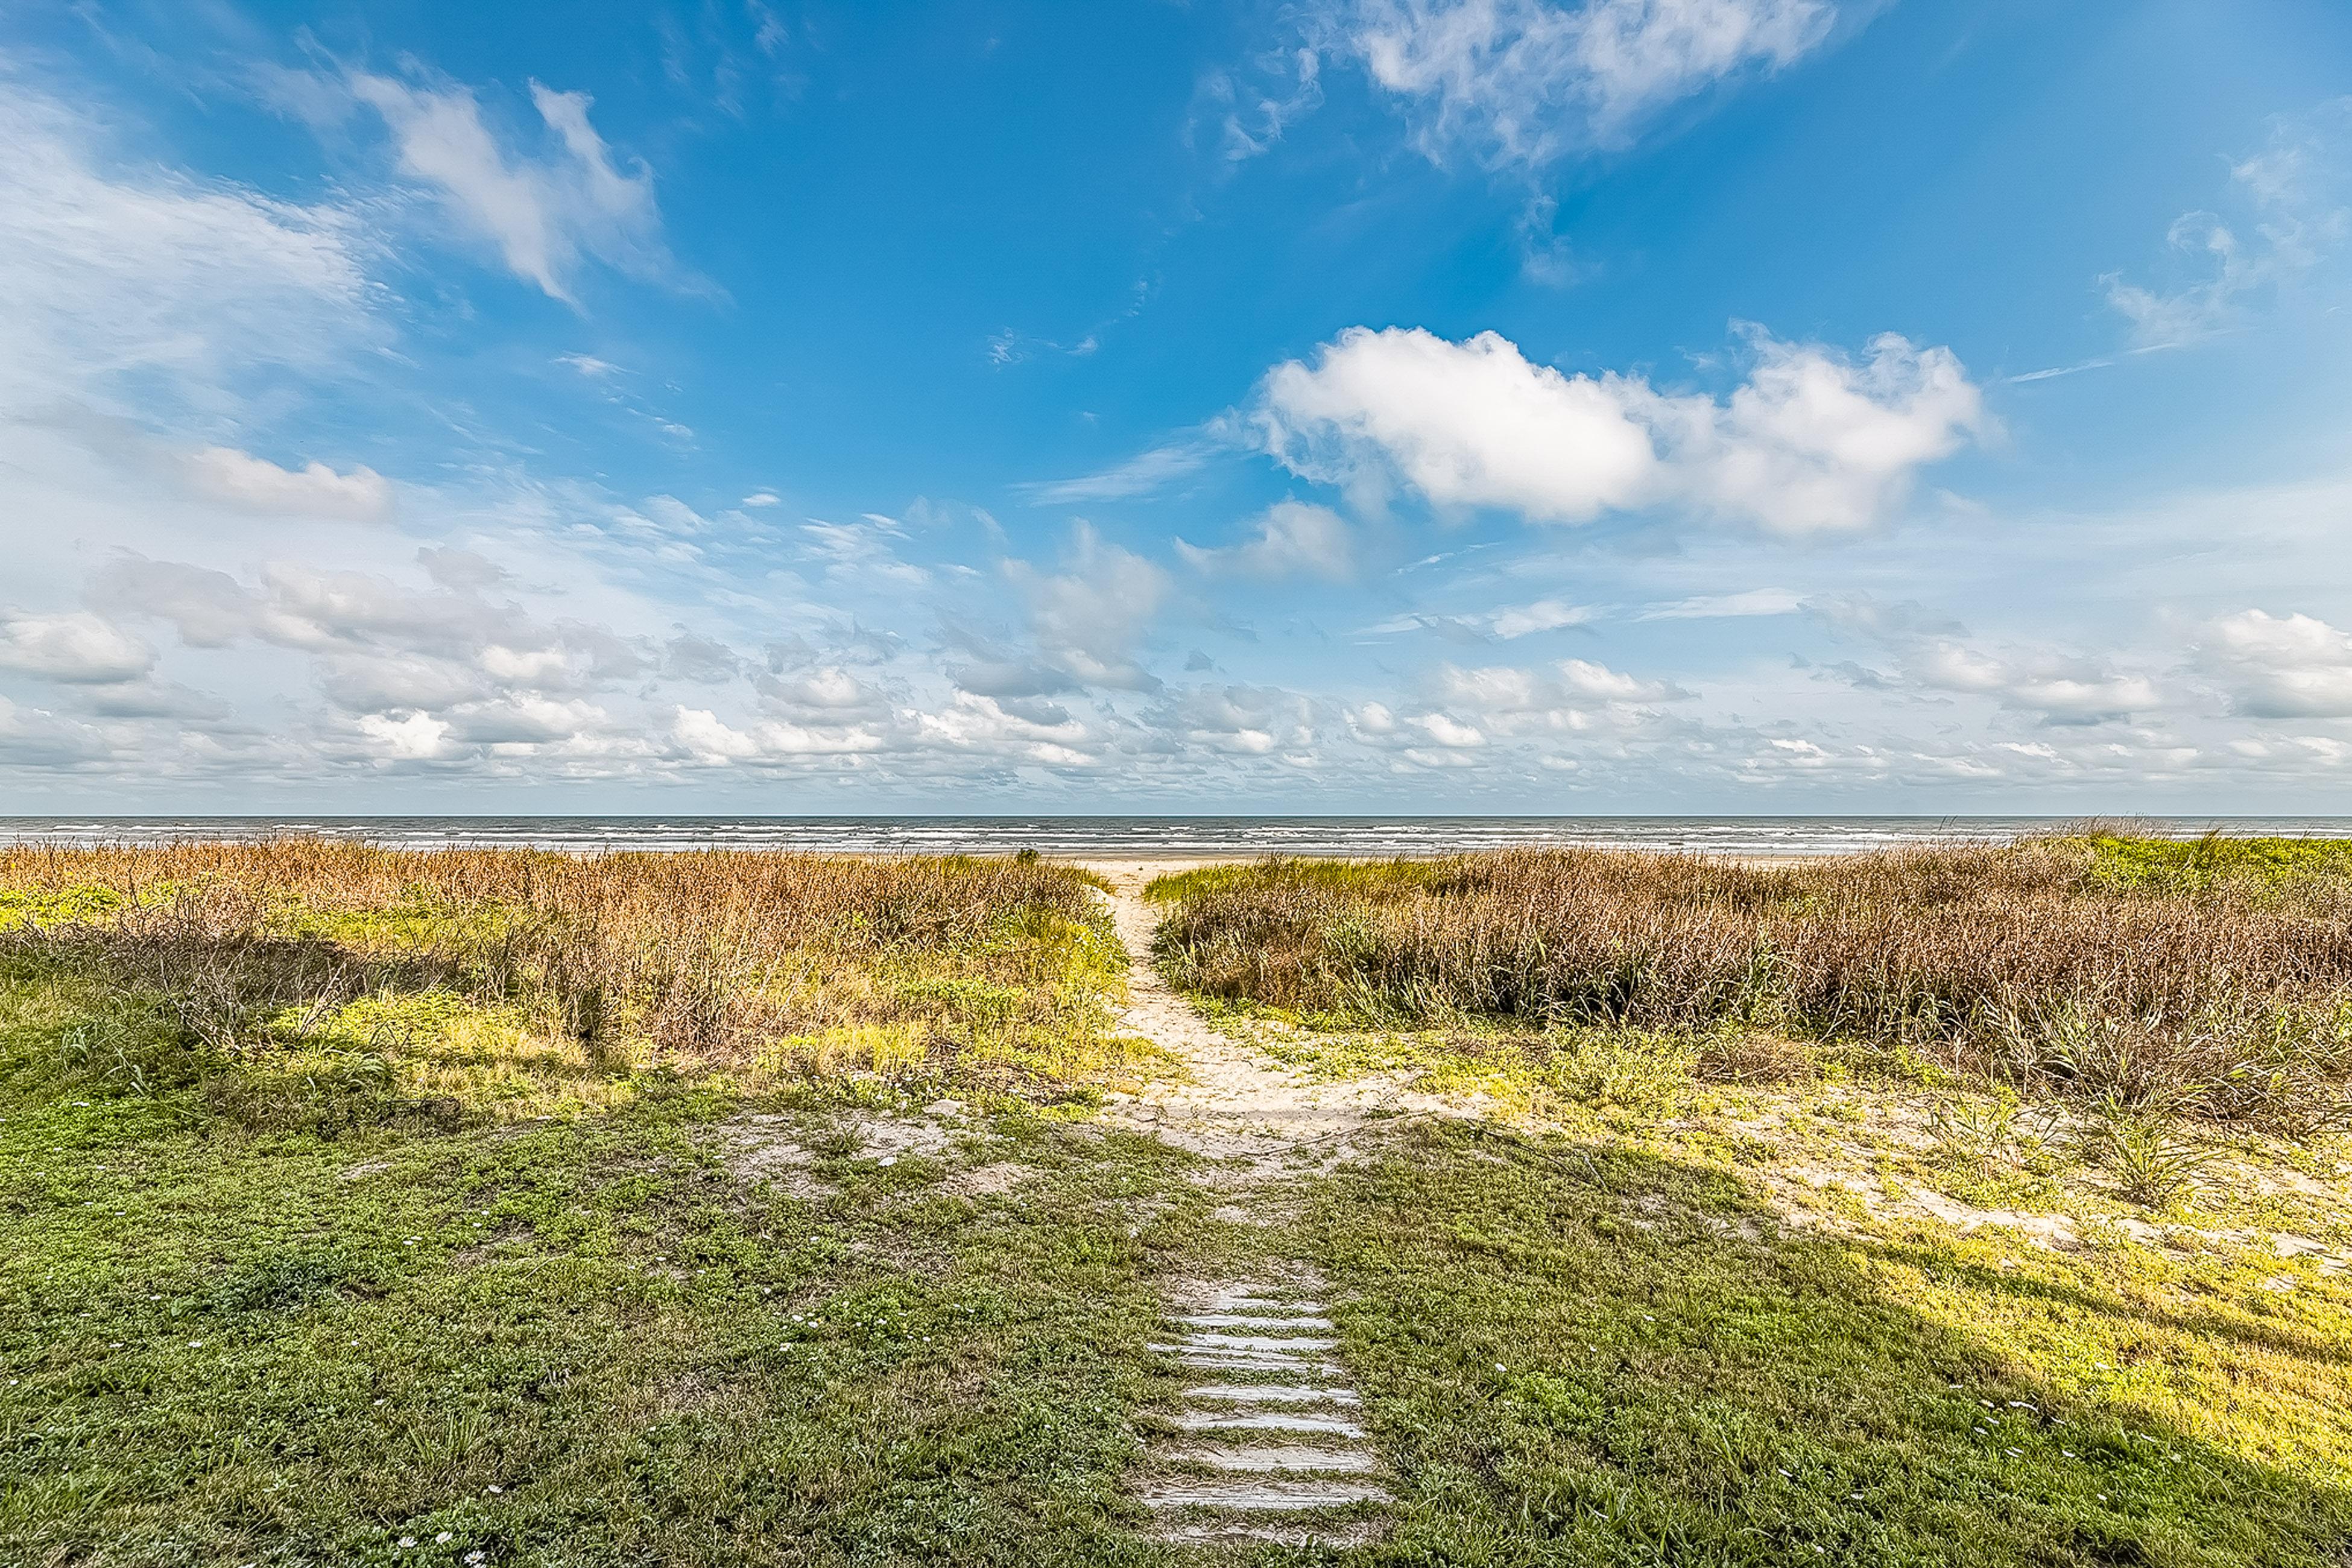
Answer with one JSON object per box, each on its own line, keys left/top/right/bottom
{"left": 3, "top": 1, "right": 2350, "bottom": 814}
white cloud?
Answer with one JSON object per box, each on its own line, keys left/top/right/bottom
{"left": 347, "top": 71, "right": 668, "bottom": 303}
{"left": 1019, "top": 439, "right": 1219, "bottom": 504}
{"left": 1635, "top": 587, "right": 1803, "bottom": 619}
{"left": 1813, "top": 594, "right": 2163, "bottom": 726}
{"left": 1257, "top": 324, "right": 1982, "bottom": 534}
{"left": 2201, "top": 610, "right": 2352, "bottom": 718}
{"left": 911, "top": 692, "right": 1102, "bottom": 770}
{"left": 1003, "top": 523, "right": 1172, "bottom": 692}
{"left": 1201, "top": 47, "right": 1326, "bottom": 162}
{"left": 2104, "top": 98, "right": 2350, "bottom": 347}
{"left": 1260, "top": 326, "right": 1656, "bottom": 519}
{"left": 0, "top": 610, "right": 156, "bottom": 684}
{"left": 181, "top": 446, "right": 394, "bottom": 522}
{"left": 358, "top": 710, "right": 455, "bottom": 761}
{"left": 1435, "top": 656, "right": 1682, "bottom": 713}
{"left": 1487, "top": 597, "right": 1594, "bottom": 637}
{"left": 1178, "top": 501, "right": 1355, "bottom": 581}
{"left": 1152, "top": 683, "right": 1321, "bottom": 756}
{"left": 674, "top": 706, "right": 884, "bottom": 763}
{"left": 0, "top": 81, "right": 378, "bottom": 407}
{"left": 1334, "top": 0, "right": 1836, "bottom": 165}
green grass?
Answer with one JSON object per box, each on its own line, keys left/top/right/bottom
{"left": 2073, "top": 833, "right": 2352, "bottom": 894}
{"left": 1144, "top": 858, "right": 1462, "bottom": 908}
{"left": 1307, "top": 1121, "right": 2352, "bottom": 1566}
{"left": 0, "top": 957, "right": 1222, "bottom": 1567}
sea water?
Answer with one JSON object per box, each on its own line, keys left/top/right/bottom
{"left": 3, "top": 815, "right": 2349, "bottom": 856}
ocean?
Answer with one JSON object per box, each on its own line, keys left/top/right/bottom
{"left": 2, "top": 816, "right": 2349, "bottom": 857}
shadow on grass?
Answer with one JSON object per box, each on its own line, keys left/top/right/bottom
{"left": 1311, "top": 1120, "right": 2351, "bottom": 1567}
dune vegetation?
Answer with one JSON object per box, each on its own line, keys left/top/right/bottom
{"left": 1133, "top": 835, "right": 2352, "bottom": 1566}
{"left": 0, "top": 841, "right": 1204, "bottom": 1567}
{"left": 1148, "top": 835, "right": 2352, "bottom": 1136}
{"left": 0, "top": 839, "right": 1160, "bottom": 1125}
{"left": 5, "top": 834, "right": 2351, "bottom": 1566}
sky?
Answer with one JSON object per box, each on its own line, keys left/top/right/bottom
{"left": 2, "top": 0, "right": 2351, "bottom": 816}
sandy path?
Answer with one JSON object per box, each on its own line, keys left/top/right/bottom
{"left": 1078, "top": 859, "right": 1473, "bottom": 1171}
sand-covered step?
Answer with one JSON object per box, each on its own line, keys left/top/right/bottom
{"left": 1174, "top": 1330, "right": 1337, "bottom": 1352}
{"left": 1139, "top": 1477, "right": 1388, "bottom": 1512}
{"left": 1181, "top": 1382, "right": 1360, "bottom": 1405}
{"left": 1173, "top": 1408, "right": 1367, "bottom": 1437}
{"left": 1143, "top": 1272, "right": 1388, "bottom": 1545}
{"left": 1174, "top": 1312, "right": 1335, "bottom": 1330}
{"left": 1151, "top": 1342, "right": 1347, "bottom": 1373}
{"left": 1203, "top": 1288, "right": 1326, "bottom": 1312}
{"left": 1170, "top": 1444, "right": 1380, "bottom": 1474}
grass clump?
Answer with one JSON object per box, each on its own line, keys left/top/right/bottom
{"left": 1150, "top": 841, "right": 2352, "bottom": 1133}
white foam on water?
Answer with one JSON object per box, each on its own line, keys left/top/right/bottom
{"left": 7, "top": 814, "right": 2309, "bottom": 859}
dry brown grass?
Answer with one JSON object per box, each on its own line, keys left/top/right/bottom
{"left": 1152, "top": 844, "right": 2352, "bottom": 1131}
{"left": 0, "top": 839, "right": 1131, "bottom": 1111}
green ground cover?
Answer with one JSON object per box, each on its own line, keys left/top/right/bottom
{"left": 1, "top": 952, "right": 1219, "bottom": 1567}
{"left": 1307, "top": 1120, "right": 2352, "bottom": 1566}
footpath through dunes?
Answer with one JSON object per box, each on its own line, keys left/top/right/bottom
{"left": 1076, "top": 861, "right": 1468, "bottom": 1551}
{"left": 1080, "top": 858, "right": 1473, "bottom": 1168}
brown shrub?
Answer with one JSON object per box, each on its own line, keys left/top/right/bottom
{"left": 1154, "top": 846, "right": 2352, "bottom": 1128}
{"left": 0, "top": 839, "right": 1111, "bottom": 1072}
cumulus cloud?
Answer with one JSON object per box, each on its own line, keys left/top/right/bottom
{"left": 1257, "top": 324, "right": 1983, "bottom": 534}
{"left": 1178, "top": 501, "right": 1355, "bottom": 581}
{"left": 0, "top": 610, "right": 156, "bottom": 684}
{"left": 1486, "top": 597, "right": 1595, "bottom": 637}
{"left": 1151, "top": 683, "right": 1321, "bottom": 756}
{"left": 674, "top": 706, "right": 885, "bottom": 763}
{"left": 1439, "top": 656, "right": 1684, "bottom": 709}
{"left": 1333, "top": 0, "right": 1836, "bottom": 165}
{"left": 2201, "top": 610, "right": 2352, "bottom": 718}
{"left": 344, "top": 69, "right": 669, "bottom": 303}
{"left": 181, "top": 446, "right": 394, "bottom": 522}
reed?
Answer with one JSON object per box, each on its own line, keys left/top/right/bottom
{"left": 1151, "top": 838, "right": 2352, "bottom": 1131}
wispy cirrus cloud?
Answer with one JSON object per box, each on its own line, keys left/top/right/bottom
{"left": 261, "top": 60, "right": 678, "bottom": 306}
{"left": 2102, "top": 98, "right": 2350, "bottom": 349}
{"left": 1017, "top": 437, "right": 1223, "bottom": 504}
{"left": 1328, "top": 0, "right": 1839, "bottom": 166}
{"left": 0, "top": 77, "right": 381, "bottom": 407}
